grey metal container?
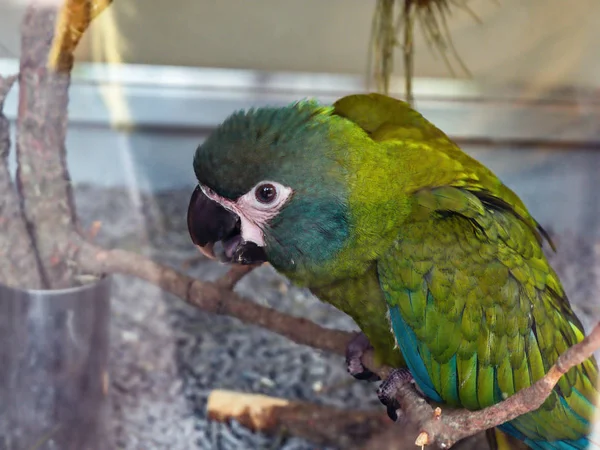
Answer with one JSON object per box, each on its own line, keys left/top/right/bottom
{"left": 0, "top": 276, "right": 112, "bottom": 450}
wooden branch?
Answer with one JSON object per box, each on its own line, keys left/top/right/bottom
{"left": 74, "top": 239, "right": 354, "bottom": 355}
{"left": 69, "top": 235, "right": 600, "bottom": 448}
{"left": 0, "top": 74, "right": 43, "bottom": 289}
{"left": 16, "top": 0, "right": 111, "bottom": 288}
{"left": 207, "top": 389, "right": 389, "bottom": 449}
{"left": 48, "top": 0, "right": 113, "bottom": 72}
{"left": 16, "top": 4, "right": 78, "bottom": 288}
{"left": 214, "top": 264, "right": 262, "bottom": 290}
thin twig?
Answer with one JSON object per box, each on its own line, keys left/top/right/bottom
{"left": 74, "top": 239, "right": 354, "bottom": 355}
{"left": 214, "top": 264, "right": 261, "bottom": 290}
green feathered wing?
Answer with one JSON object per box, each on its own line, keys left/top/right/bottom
{"left": 378, "top": 184, "right": 598, "bottom": 446}
{"left": 334, "top": 94, "right": 599, "bottom": 448}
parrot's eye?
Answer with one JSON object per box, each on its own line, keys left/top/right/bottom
{"left": 255, "top": 183, "right": 277, "bottom": 204}
{"left": 242, "top": 180, "right": 292, "bottom": 214}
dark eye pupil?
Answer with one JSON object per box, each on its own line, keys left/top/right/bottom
{"left": 256, "top": 184, "right": 276, "bottom": 203}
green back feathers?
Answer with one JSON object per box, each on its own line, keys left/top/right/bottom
{"left": 332, "top": 93, "right": 553, "bottom": 251}
{"left": 334, "top": 93, "right": 448, "bottom": 142}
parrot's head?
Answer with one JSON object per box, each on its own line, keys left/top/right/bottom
{"left": 187, "top": 100, "right": 365, "bottom": 279}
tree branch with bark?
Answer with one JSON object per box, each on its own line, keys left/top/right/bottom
{"left": 0, "top": 74, "right": 43, "bottom": 288}
{"left": 72, "top": 239, "right": 600, "bottom": 448}
{"left": 1, "top": 1, "right": 598, "bottom": 449}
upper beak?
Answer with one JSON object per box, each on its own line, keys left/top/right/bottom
{"left": 187, "top": 185, "right": 268, "bottom": 265}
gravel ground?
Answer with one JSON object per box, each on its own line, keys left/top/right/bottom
{"left": 73, "top": 184, "right": 600, "bottom": 450}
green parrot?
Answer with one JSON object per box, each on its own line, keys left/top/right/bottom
{"left": 187, "top": 93, "right": 598, "bottom": 449}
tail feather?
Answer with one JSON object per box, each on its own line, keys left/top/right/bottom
{"left": 496, "top": 423, "right": 599, "bottom": 450}
{"left": 487, "top": 428, "right": 531, "bottom": 450}
{"left": 523, "top": 436, "right": 596, "bottom": 449}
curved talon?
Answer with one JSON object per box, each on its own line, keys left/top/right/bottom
{"left": 377, "top": 386, "right": 402, "bottom": 422}
{"left": 377, "top": 368, "right": 415, "bottom": 422}
{"left": 383, "top": 398, "right": 402, "bottom": 422}
{"left": 345, "top": 333, "right": 381, "bottom": 382}
{"left": 353, "top": 369, "right": 381, "bottom": 382}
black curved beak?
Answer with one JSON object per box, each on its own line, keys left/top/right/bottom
{"left": 187, "top": 185, "right": 267, "bottom": 265}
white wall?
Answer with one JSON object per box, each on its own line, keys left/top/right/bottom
{"left": 1, "top": 0, "right": 600, "bottom": 91}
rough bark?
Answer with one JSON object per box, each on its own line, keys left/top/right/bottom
{"left": 0, "top": 74, "right": 43, "bottom": 289}
{"left": 16, "top": 4, "right": 78, "bottom": 289}
{"left": 75, "top": 241, "right": 352, "bottom": 355}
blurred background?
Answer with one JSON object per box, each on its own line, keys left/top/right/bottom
{"left": 0, "top": 0, "right": 599, "bottom": 449}
{"left": 1, "top": 0, "right": 599, "bottom": 233}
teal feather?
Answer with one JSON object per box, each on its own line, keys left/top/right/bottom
{"left": 388, "top": 305, "right": 442, "bottom": 402}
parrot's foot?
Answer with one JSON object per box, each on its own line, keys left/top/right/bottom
{"left": 345, "top": 332, "right": 381, "bottom": 382}
{"left": 377, "top": 368, "right": 416, "bottom": 422}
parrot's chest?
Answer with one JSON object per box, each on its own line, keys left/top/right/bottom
{"left": 309, "top": 268, "right": 404, "bottom": 368}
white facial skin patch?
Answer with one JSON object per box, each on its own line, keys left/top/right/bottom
{"left": 200, "top": 181, "right": 293, "bottom": 247}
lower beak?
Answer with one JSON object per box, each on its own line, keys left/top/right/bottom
{"left": 187, "top": 185, "right": 268, "bottom": 265}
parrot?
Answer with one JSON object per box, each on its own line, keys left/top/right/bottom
{"left": 186, "top": 92, "right": 599, "bottom": 449}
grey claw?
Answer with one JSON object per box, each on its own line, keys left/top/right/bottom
{"left": 345, "top": 333, "right": 381, "bottom": 382}
{"left": 377, "top": 368, "right": 415, "bottom": 422}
